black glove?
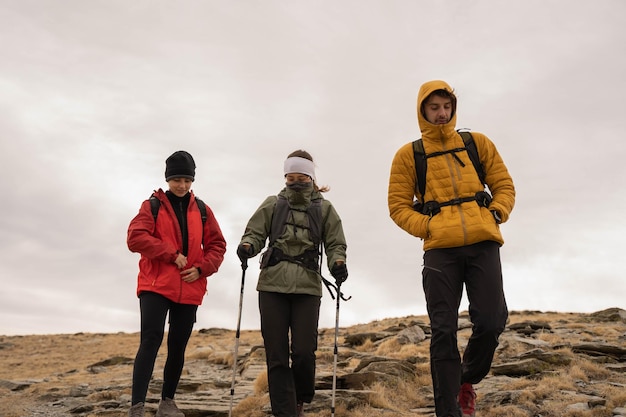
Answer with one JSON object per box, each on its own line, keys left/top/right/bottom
{"left": 330, "top": 262, "right": 348, "bottom": 286}
{"left": 236, "top": 244, "right": 253, "bottom": 263}
{"left": 421, "top": 200, "right": 441, "bottom": 216}
{"left": 475, "top": 191, "right": 493, "bottom": 208}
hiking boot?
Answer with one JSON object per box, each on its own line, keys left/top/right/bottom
{"left": 458, "top": 383, "right": 476, "bottom": 417}
{"left": 128, "top": 402, "right": 145, "bottom": 417}
{"left": 155, "top": 397, "right": 185, "bottom": 417}
{"left": 296, "top": 401, "right": 305, "bottom": 417}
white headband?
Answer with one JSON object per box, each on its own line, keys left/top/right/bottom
{"left": 284, "top": 156, "right": 316, "bottom": 181}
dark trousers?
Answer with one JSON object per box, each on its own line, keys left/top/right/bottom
{"left": 422, "top": 241, "right": 508, "bottom": 417}
{"left": 131, "top": 291, "right": 197, "bottom": 405}
{"left": 259, "top": 291, "right": 321, "bottom": 417}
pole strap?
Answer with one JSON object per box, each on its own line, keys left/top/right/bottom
{"left": 322, "top": 276, "right": 351, "bottom": 301}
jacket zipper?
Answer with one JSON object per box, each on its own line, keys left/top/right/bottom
{"left": 178, "top": 200, "right": 185, "bottom": 303}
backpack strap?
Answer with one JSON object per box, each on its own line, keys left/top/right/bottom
{"left": 269, "top": 196, "right": 289, "bottom": 248}
{"left": 412, "top": 139, "right": 427, "bottom": 197}
{"left": 307, "top": 199, "right": 323, "bottom": 246}
{"left": 149, "top": 195, "right": 160, "bottom": 222}
{"left": 412, "top": 130, "right": 485, "bottom": 198}
{"left": 458, "top": 131, "right": 486, "bottom": 185}
{"left": 195, "top": 197, "right": 208, "bottom": 225}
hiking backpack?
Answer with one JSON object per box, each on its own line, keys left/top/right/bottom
{"left": 268, "top": 195, "right": 323, "bottom": 247}
{"left": 263, "top": 194, "right": 348, "bottom": 300}
{"left": 413, "top": 130, "right": 486, "bottom": 198}
{"left": 260, "top": 195, "right": 323, "bottom": 271}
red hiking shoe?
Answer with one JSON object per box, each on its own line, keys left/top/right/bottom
{"left": 458, "top": 383, "right": 476, "bottom": 417}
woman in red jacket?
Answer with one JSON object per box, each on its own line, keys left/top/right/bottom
{"left": 126, "top": 151, "right": 226, "bottom": 417}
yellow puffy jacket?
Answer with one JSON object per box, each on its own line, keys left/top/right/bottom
{"left": 388, "top": 80, "right": 515, "bottom": 250}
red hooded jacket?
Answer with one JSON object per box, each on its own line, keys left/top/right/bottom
{"left": 127, "top": 189, "right": 226, "bottom": 305}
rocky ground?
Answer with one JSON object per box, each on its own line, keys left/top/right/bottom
{"left": 1, "top": 308, "right": 625, "bottom": 417}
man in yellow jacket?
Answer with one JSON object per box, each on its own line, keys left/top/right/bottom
{"left": 388, "top": 80, "right": 515, "bottom": 417}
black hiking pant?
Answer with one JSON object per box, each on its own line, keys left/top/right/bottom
{"left": 131, "top": 291, "right": 197, "bottom": 405}
{"left": 422, "top": 240, "right": 508, "bottom": 417}
{"left": 259, "top": 291, "right": 321, "bottom": 417}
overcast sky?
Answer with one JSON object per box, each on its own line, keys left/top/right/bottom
{"left": 1, "top": 1, "right": 625, "bottom": 336}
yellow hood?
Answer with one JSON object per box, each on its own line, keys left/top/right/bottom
{"left": 417, "top": 80, "right": 458, "bottom": 140}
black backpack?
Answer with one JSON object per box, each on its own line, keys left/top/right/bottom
{"left": 268, "top": 195, "right": 322, "bottom": 248}
{"left": 262, "top": 194, "right": 349, "bottom": 301}
{"left": 413, "top": 130, "right": 486, "bottom": 198}
{"left": 259, "top": 195, "right": 323, "bottom": 272}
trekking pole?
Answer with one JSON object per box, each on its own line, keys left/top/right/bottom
{"left": 228, "top": 258, "right": 248, "bottom": 417}
{"left": 331, "top": 282, "right": 341, "bottom": 417}
{"left": 318, "top": 244, "right": 350, "bottom": 417}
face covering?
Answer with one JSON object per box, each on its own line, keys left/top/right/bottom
{"left": 286, "top": 181, "right": 313, "bottom": 193}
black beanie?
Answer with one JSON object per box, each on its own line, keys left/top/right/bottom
{"left": 165, "top": 151, "right": 196, "bottom": 181}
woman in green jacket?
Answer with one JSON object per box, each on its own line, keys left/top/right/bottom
{"left": 237, "top": 149, "right": 348, "bottom": 417}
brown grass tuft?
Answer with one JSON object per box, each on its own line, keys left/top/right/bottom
{"left": 353, "top": 339, "right": 375, "bottom": 352}
{"left": 232, "top": 394, "right": 269, "bottom": 417}
{"left": 571, "top": 357, "right": 612, "bottom": 380}
{"left": 479, "top": 405, "right": 534, "bottom": 417}
{"left": 365, "top": 382, "right": 397, "bottom": 411}
{"left": 253, "top": 369, "right": 269, "bottom": 394}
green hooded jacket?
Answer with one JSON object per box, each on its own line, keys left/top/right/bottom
{"left": 240, "top": 187, "right": 347, "bottom": 296}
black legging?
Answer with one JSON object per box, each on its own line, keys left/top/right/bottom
{"left": 131, "top": 291, "right": 197, "bottom": 405}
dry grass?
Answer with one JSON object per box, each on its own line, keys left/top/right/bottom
{"left": 374, "top": 338, "right": 427, "bottom": 361}
{"left": 233, "top": 395, "right": 269, "bottom": 417}
{"left": 253, "top": 369, "right": 269, "bottom": 394}
{"left": 353, "top": 338, "right": 376, "bottom": 352}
